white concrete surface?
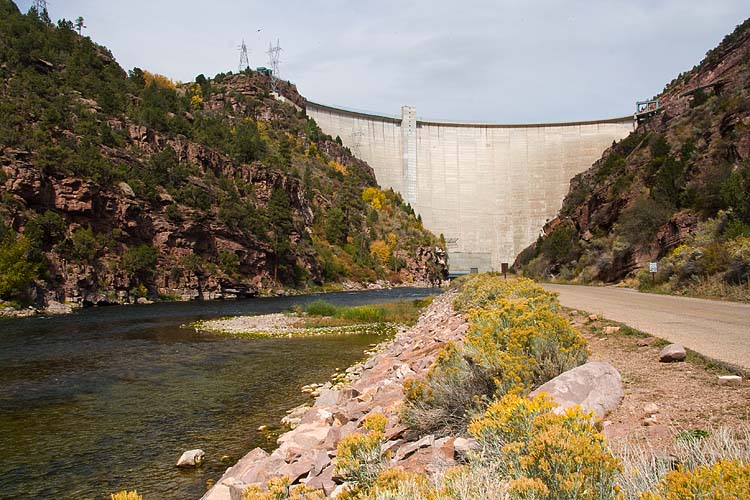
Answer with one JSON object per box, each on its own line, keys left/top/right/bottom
{"left": 307, "top": 102, "right": 634, "bottom": 273}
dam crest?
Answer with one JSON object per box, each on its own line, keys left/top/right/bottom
{"left": 306, "top": 102, "right": 635, "bottom": 274}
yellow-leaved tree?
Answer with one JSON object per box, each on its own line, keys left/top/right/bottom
{"left": 362, "top": 187, "right": 386, "bottom": 210}
{"left": 369, "top": 239, "right": 391, "bottom": 265}
{"left": 142, "top": 70, "right": 175, "bottom": 90}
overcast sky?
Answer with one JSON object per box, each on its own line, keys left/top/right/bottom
{"left": 18, "top": 0, "right": 749, "bottom": 122}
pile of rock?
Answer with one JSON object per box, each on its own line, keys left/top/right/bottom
{"left": 201, "top": 292, "right": 468, "bottom": 500}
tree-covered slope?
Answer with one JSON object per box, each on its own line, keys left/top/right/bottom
{"left": 518, "top": 18, "right": 750, "bottom": 300}
{"left": 0, "top": 1, "right": 446, "bottom": 308}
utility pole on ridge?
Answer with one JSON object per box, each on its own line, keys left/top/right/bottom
{"left": 266, "top": 38, "right": 282, "bottom": 91}
{"left": 238, "top": 39, "right": 250, "bottom": 73}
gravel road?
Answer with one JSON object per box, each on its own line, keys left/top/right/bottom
{"left": 543, "top": 284, "right": 750, "bottom": 370}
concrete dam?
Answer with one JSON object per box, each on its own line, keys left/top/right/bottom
{"left": 306, "top": 102, "right": 635, "bottom": 274}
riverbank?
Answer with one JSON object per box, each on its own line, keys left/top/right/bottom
{"left": 198, "top": 276, "right": 749, "bottom": 500}
{"left": 200, "top": 291, "right": 467, "bottom": 499}
{"left": 0, "top": 282, "right": 445, "bottom": 319}
{"left": 190, "top": 297, "right": 432, "bottom": 339}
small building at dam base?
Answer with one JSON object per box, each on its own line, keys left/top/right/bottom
{"left": 306, "top": 102, "right": 635, "bottom": 274}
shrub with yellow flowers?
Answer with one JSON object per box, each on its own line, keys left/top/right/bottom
{"left": 639, "top": 460, "right": 750, "bottom": 500}
{"left": 453, "top": 275, "right": 559, "bottom": 313}
{"left": 110, "top": 492, "right": 142, "bottom": 500}
{"left": 402, "top": 341, "right": 494, "bottom": 435}
{"left": 336, "top": 413, "right": 390, "bottom": 498}
{"left": 403, "top": 275, "right": 588, "bottom": 436}
{"left": 242, "top": 476, "right": 325, "bottom": 500}
{"left": 468, "top": 393, "right": 622, "bottom": 500}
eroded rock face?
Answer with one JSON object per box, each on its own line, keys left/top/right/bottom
{"left": 0, "top": 72, "right": 448, "bottom": 311}
{"left": 530, "top": 361, "right": 624, "bottom": 420}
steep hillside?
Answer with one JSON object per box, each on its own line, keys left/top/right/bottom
{"left": 518, "top": 18, "right": 750, "bottom": 300}
{"left": 0, "top": 1, "right": 446, "bottom": 310}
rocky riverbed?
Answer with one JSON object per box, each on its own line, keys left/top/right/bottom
{"left": 200, "top": 291, "right": 469, "bottom": 499}
{"left": 191, "top": 313, "right": 398, "bottom": 338}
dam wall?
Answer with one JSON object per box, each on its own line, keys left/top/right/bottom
{"left": 307, "top": 102, "right": 635, "bottom": 273}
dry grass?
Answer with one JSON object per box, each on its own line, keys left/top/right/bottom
{"left": 615, "top": 426, "right": 750, "bottom": 499}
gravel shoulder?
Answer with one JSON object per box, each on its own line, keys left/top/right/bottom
{"left": 563, "top": 308, "right": 750, "bottom": 451}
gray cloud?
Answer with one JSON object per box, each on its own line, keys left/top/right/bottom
{"left": 17, "top": 0, "right": 749, "bottom": 122}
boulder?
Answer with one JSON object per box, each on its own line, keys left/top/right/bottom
{"left": 453, "top": 437, "right": 479, "bottom": 459}
{"left": 314, "top": 388, "right": 340, "bottom": 407}
{"left": 642, "top": 416, "right": 659, "bottom": 426}
{"left": 718, "top": 375, "right": 742, "bottom": 386}
{"left": 304, "top": 463, "right": 337, "bottom": 495}
{"left": 45, "top": 300, "right": 73, "bottom": 315}
{"left": 530, "top": 362, "right": 623, "bottom": 420}
{"left": 659, "top": 344, "right": 686, "bottom": 362}
{"left": 394, "top": 434, "right": 434, "bottom": 461}
{"left": 177, "top": 449, "right": 205, "bottom": 467}
{"left": 117, "top": 181, "right": 135, "bottom": 197}
{"left": 643, "top": 403, "right": 660, "bottom": 416}
{"left": 603, "top": 326, "right": 621, "bottom": 334}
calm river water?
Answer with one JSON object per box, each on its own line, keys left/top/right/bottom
{"left": 0, "top": 288, "right": 438, "bottom": 500}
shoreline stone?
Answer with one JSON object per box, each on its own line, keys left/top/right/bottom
{"left": 200, "top": 291, "right": 466, "bottom": 500}
{"left": 177, "top": 449, "right": 205, "bottom": 468}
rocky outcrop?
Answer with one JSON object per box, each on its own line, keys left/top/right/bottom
{"left": 200, "top": 292, "right": 468, "bottom": 500}
{"left": 0, "top": 22, "right": 448, "bottom": 310}
{"left": 517, "top": 19, "right": 750, "bottom": 284}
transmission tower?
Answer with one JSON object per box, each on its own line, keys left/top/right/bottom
{"left": 34, "top": 0, "right": 48, "bottom": 12}
{"left": 266, "top": 38, "right": 282, "bottom": 91}
{"left": 238, "top": 39, "right": 250, "bottom": 73}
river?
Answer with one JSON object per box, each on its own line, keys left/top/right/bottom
{"left": 0, "top": 288, "right": 438, "bottom": 500}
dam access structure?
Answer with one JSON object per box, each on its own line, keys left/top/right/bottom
{"left": 306, "top": 102, "right": 635, "bottom": 274}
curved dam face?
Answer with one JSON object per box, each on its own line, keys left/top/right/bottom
{"left": 307, "top": 102, "right": 634, "bottom": 274}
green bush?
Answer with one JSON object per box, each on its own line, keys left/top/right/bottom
{"left": 25, "top": 210, "right": 66, "bottom": 253}
{"left": 616, "top": 196, "right": 672, "bottom": 246}
{"left": 305, "top": 300, "right": 339, "bottom": 317}
{"left": 121, "top": 245, "right": 159, "bottom": 278}
{"left": 0, "top": 231, "right": 39, "bottom": 300}
{"left": 70, "top": 226, "right": 101, "bottom": 263}
{"left": 540, "top": 223, "right": 578, "bottom": 261}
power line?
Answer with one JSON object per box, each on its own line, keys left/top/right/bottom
{"left": 34, "top": 0, "right": 48, "bottom": 12}
{"left": 266, "top": 38, "right": 282, "bottom": 91}
{"left": 238, "top": 39, "right": 250, "bottom": 73}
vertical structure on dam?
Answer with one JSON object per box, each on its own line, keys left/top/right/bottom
{"left": 306, "top": 102, "right": 634, "bottom": 274}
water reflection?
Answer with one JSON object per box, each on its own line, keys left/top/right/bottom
{"left": 0, "top": 288, "right": 438, "bottom": 500}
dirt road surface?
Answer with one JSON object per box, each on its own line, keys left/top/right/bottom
{"left": 543, "top": 284, "right": 750, "bottom": 371}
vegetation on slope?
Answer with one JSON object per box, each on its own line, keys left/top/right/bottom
{"left": 325, "top": 276, "right": 749, "bottom": 500}
{"left": 0, "top": 1, "right": 446, "bottom": 307}
{"left": 518, "top": 18, "right": 750, "bottom": 301}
